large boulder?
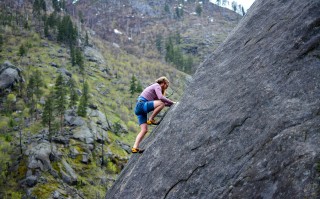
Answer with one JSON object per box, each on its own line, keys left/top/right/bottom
{"left": 84, "top": 46, "right": 106, "bottom": 64}
{"left": 106, "top": 0, "right": 320, "bottom": 198}
{"left": 0, "top": 61, "right": 23, "bottom": 90}
{"left": 25, "top": 142, "right": 58, "bottom": 172}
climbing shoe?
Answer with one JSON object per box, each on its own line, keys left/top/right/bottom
{"left": 131, "top": 148, "right": 145, "bottom": 153}
{"left": 147, "top": 119, "right": 159, "bottom": 125}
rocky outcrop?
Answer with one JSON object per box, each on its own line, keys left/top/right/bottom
{"left": 84, "top": 46, "right": 106, "bottom": 65}
{"left": 106, "top": 0, "right": 320, "bottom": 198}
{"left": 0, "top": 61, "right": 23, "bottom": 91}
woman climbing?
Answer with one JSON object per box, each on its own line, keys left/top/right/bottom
{"left": 132, "top": 76, "right": 175, "bottom": 153}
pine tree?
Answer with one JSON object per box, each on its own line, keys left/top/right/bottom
{"left": 165, "top": 37, "right": 174, "bottom": 62}
{"left": 59, "top": 0, "right": 66, "bottom": 11}
{"left": 52, "top": 0, "right": 60, "bottom": 12}
{"left": 54, "top": 74, "right": 67, "bottom": 132}
{"left": 42, "top": 94, "right": 55, "bottom": 142}
{"left": 129, "top": 75, "right": 137, "bottom": 97}
{"left": 0, "top": 34, "right": 3, "bottom": 52}
{"left": 85, "top": 32, "right": 89, "bottom": 46}
{"left": 75, "top": 48, "right": 84, "bottom": 68}
{"left": 18, "top": 44, "right": 27, "bottom": 57}
{"left": 232, "top": 1, "right": 238, "bottom": 12}
{"left": 241, "top": 6, "right": 246, "bottom": 16}
{"left": 136, "top": 80, "right": 143, "bottom": 93}
{"left": 44, "top": 22, "right": 49, "bottom": 37}
{"left": 58, "top": 15, "right": 77, "bottom": 45}
{"left": 67, "top": 78, "right": 79, "bottom": 108}
{"left": 196, "top": 4, "right": 202, "bottom": 16}
{"left": 175, "top": 7, "right": 181, "bottom": 19}
{"left": 164, "top": 4, "right": 170, "bottom": 14}
{"left": 77, "top": 82, "right": 89, "bottom": 117}
{"left": 156, "top": 34, "right": 163, "bottom": 54}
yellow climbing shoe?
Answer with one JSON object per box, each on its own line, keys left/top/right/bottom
{"left": 131, "top": 148, "right": 145, "bottom": 153}
{"left": 147, "top": 119, "right": 159, "bottom": 125}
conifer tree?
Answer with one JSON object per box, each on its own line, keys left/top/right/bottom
{"left": 85, "top": 32, "right": 89, "bottom": 46}
{"left": 75, "top": 48, "right": 84, "bottom": 69}
{"left": 196, "top": 4, "right": 202, "bottom": 16}
{"left": 164, "top": 4, "right": 170, "bottom": 14}
{"left": 18, "top": 44, "right": 27, "bottom": 57}
{"left": 156, "top": 34, "right": 163, "bottom": 54}
{"left": 0, "top": 34, "right": 3, "bottom": 52}
{"left": 42, "top": 94, "right": 55, "bottom": 142}
{"left": 232, "top": 1, "right": 238, "bottom": 12}
{"left": 129, "top": 75, "right": 137, "bottom": 97}
{"left": 67, "top": 78, "right": 79, "bottom": 108}
{"left": 54, "top": 74, "right": 67, "bottom": 132}
{"left": 136, "top": 80, "right": 143, "bottom": 93}
{"left": 58, "top": 15, "right": 77, "bottom": 45}
{"left": 241, "top": 6, "right": 246, "bottom": 16}
{"left": 165, "top": 37, "right": 174, "bottom": 62}
{"left": 52, "top": 0, "right": 60, "bottom": 12}
{"left": 77, "top": 82, "right": 89, "bottom": 117}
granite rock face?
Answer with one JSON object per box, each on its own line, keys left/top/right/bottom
{"left": 0, "top": 61, "right": 23, "bottom": 90}
{"left": 107, "top": 0, "right": 320, "bottom": 198}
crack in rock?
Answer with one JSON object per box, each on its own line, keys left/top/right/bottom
{"left": 163, "top": 163, "right": 207, "bottom": 199}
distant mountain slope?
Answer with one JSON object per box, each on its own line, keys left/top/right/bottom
{"left": 66, "top": 0, "right": 241, "bottom": 72}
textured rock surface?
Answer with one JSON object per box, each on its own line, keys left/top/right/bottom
{"left": 0, "top": 61, "right": 23, "bottom": 90}
{"left": 107, "top": 0, "right": 320, "bottom": 198}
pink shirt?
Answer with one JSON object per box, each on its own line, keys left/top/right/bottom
{"left": 140, "top": 83, "right": 174, "bottom": 106}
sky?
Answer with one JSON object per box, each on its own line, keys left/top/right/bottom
{"left": 235, "top": 0, "right": 255, "bottom": 10}
{"left": 209, "top": 0, "right": 256, "bottom": 12}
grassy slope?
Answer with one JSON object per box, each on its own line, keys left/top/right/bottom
{"left": 0, "top": 23, "right": 187, "bottom": 198}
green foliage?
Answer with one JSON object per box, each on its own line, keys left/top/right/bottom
{"left": 129, "top": 75, "right": 137, "bottom": 96}
{"left": 85, "top": 32, "right": 89, "bottom": 46}
{"left": 42, "top": 94, "right": 55, "bottom": 140}
{"left": 26, "top": 70, "right": 43, "bottom": 119}
{"left": 67, "top": 78, "right": 79, "bottom": 108}
{"left": 8, "top": 117, "right": 16, "bottom": 130}
{"left": 232, "top": 1, "right": 238, "bottom": 12}
{"left": 165, "top": 34, "right": 194, "bottom": 74}
{"left": 164, "top": 4, "right": 170, "bottom": 14}
{"left": 196, "top": 4, "right": 203, "bottom": 16}
{"left": 54, "top": 74, "right": 67, "bottom": 130}
{"left": 70, "top": 46, "right": 84, "bottom": 73}
{"left": 129, "top": 75, "right": 143, "bottom": 97}
{"left": 77, "top": 82, "right": 89, "bottom": 117}
{"left": 175, "top": 7, "right": 183, "bottom": 19}
{"left": 78, "top": 11, "right": 84, "bottom": 24}
{"left": 136, "top": 80, "right": 143, "bottom": 93}
{"left": 52, "top": 0, "right": 62, "bottom": 12}
{"left": 156, "top": 34, "right": 163, "bottom": 54}
{"left": 5, "top": 94, "right": 16, "bottom": 113}
{"left": 5, "top": 134, "right": 12, "bottom": 142}
{"left": 32, "top": 180, "right": 59, "bottom": 199}
{"left": 18, "top": 44, "right": 27, "bottom": 57}
{"left": 47, "top": 12, "right": 59, "bottom": 28}
{"left": 0, "top": 34, "right": 3, "bottom": 51}
{"left": 57, "top": 15, "right": 77, "bottom": 46}
{"left": 33, "top": 0, "right": 47, "bottom": 17}
{"left": 317, "top": 162, "right": 320, "bottom": 173}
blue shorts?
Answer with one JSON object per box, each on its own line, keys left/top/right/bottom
{"left": 134, "top": 96, "right": 154, "bottom": 125}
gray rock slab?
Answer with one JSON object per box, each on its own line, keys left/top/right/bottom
{"left": 106, "top": 0, "right": 320, "bottom": 198}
